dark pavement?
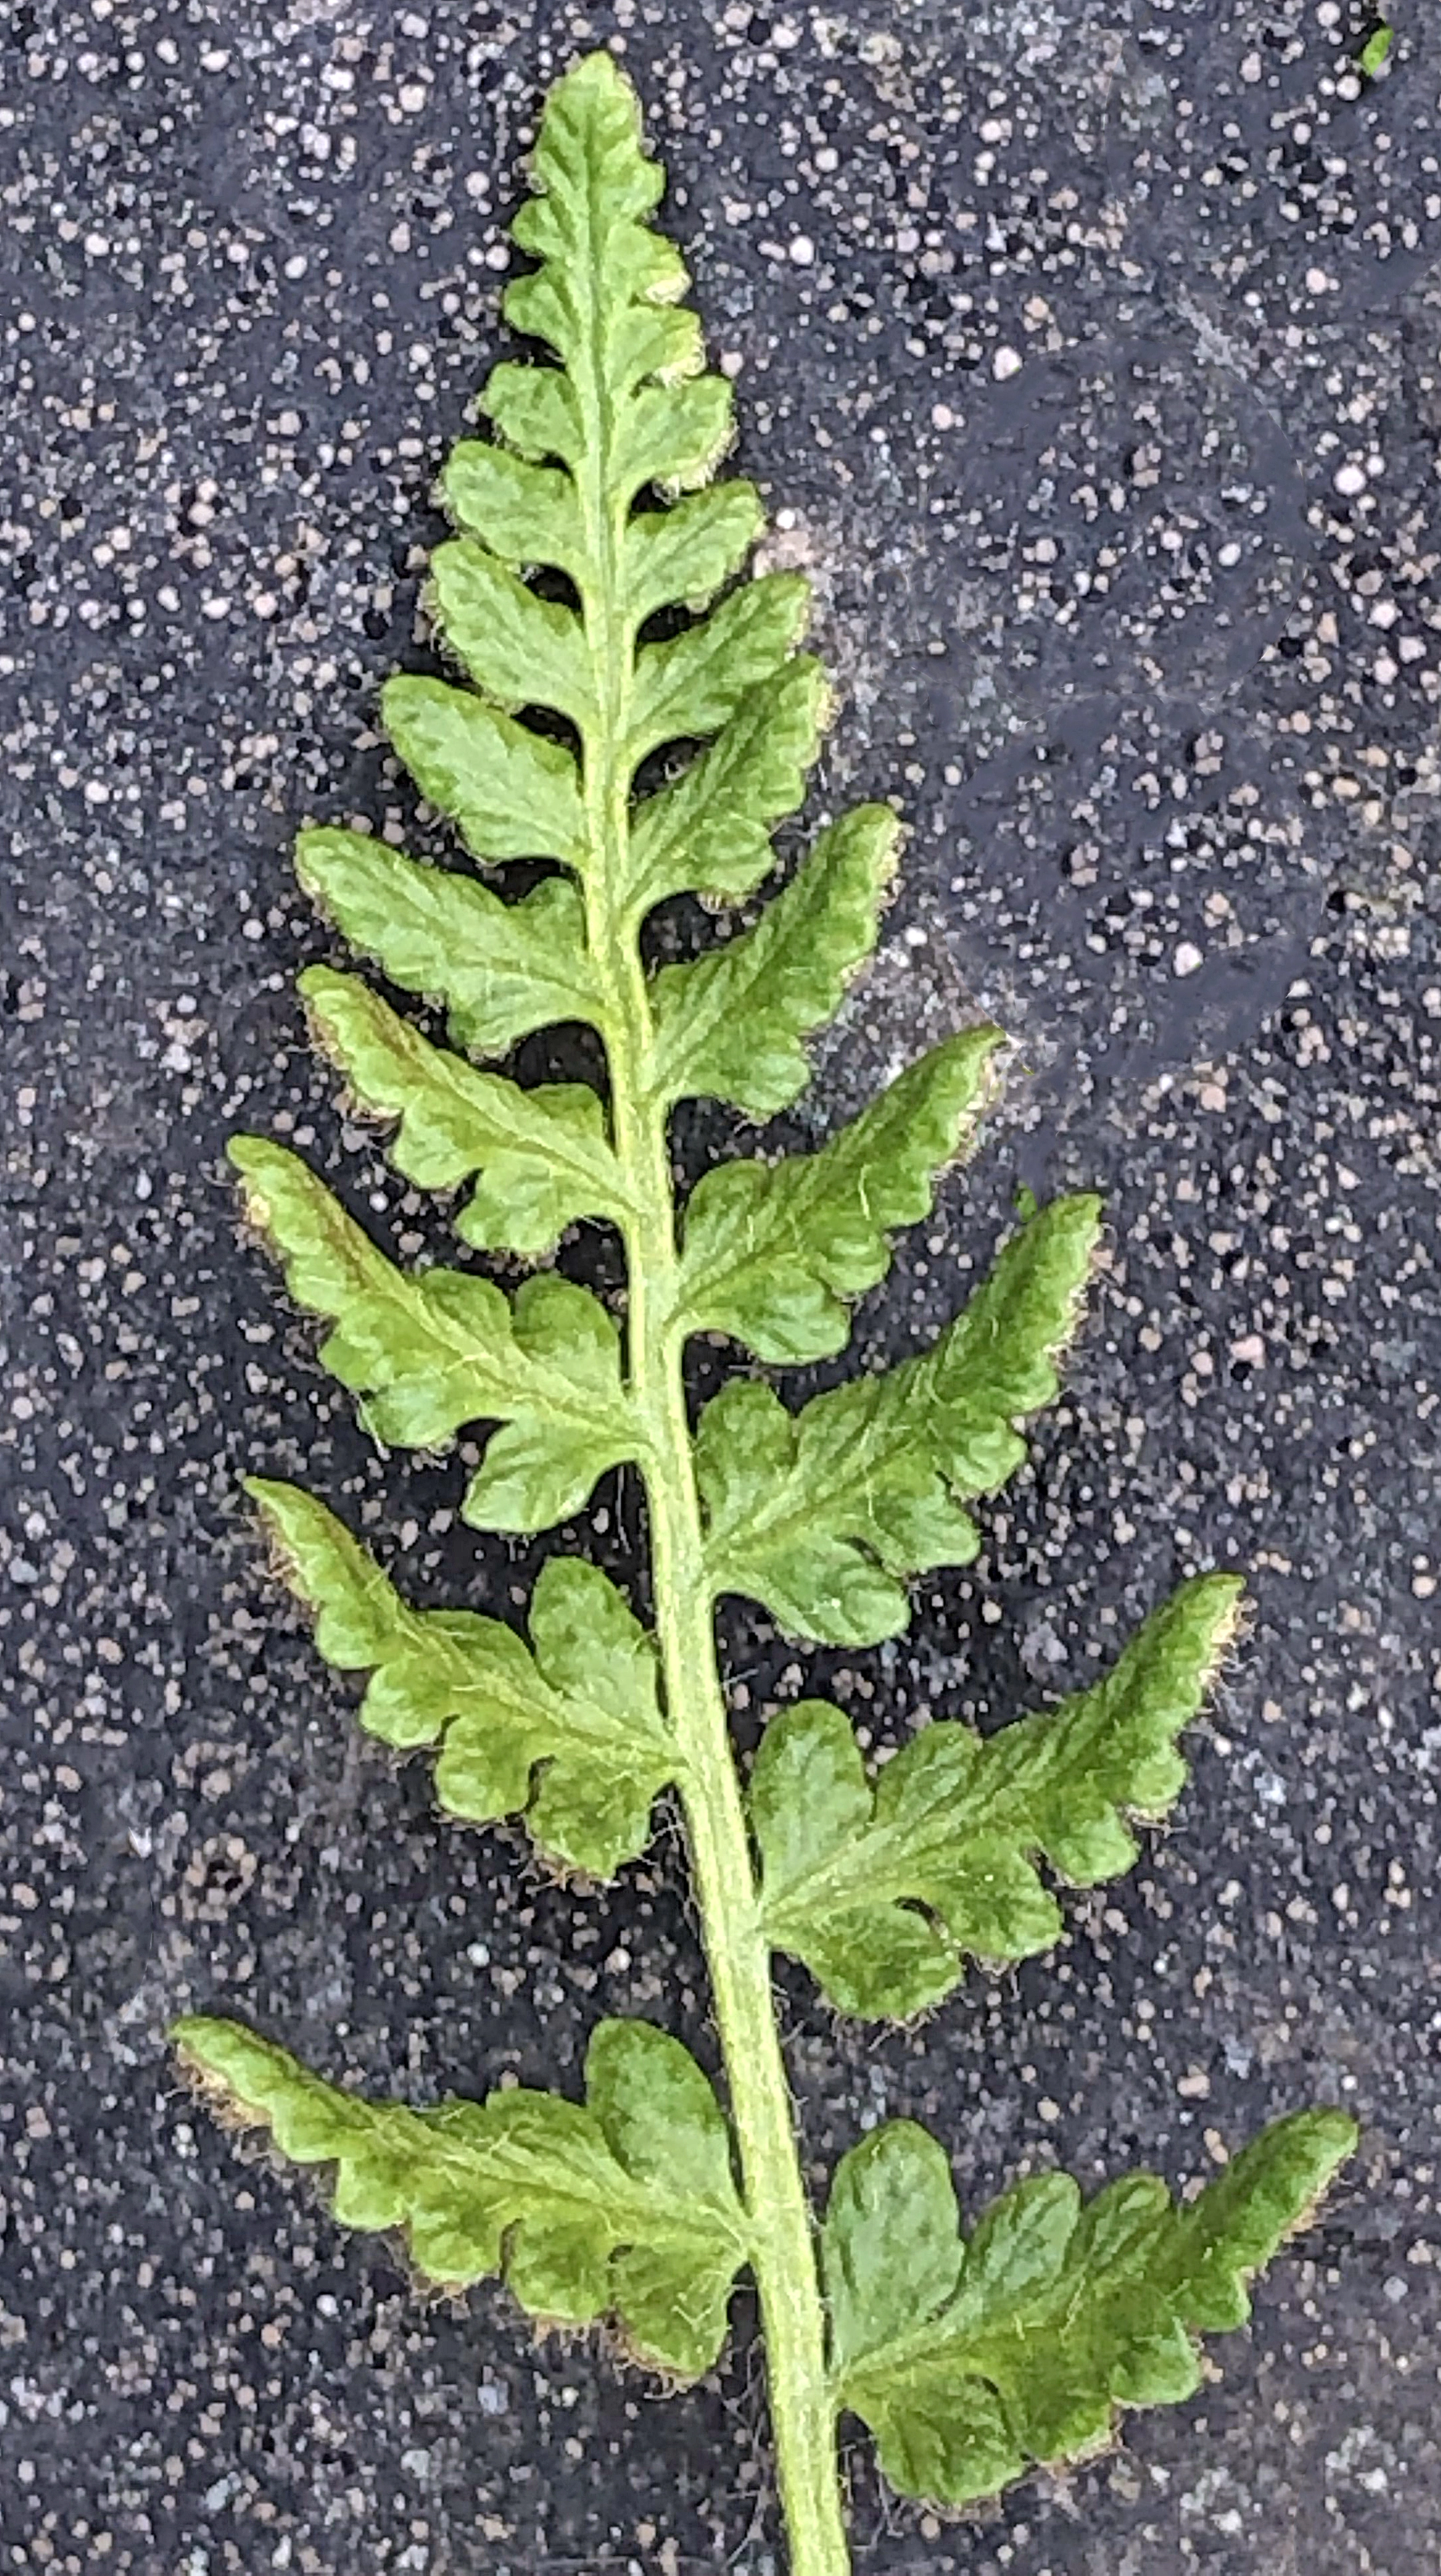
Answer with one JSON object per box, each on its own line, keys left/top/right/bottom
{"left": 2, "top": 3, "right": 1438, "bottom": 2569}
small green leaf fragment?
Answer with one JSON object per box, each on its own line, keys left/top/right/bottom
{"left": 697, "top": 1378, "right": 955, "bottom": 1647}
{"left": 503, "top": 2210, "right": 611, "bottom": 2325}
{"left": 438, "top": 1552, "right": 671, "bottom": 1875}
{"left": 614, "top": 372, "right": 734, "bottom": 503}
{"left": 959, "top": 2169, "right": 1080, "bottom": 2315}
{"left": 299, "top": 965, "right": 623, "bottom": 1257}
{"left": 756, "top": 1577, "right": 1242, "bottom": 2016}
{"left": 524, "top": 1762, "right": 664, "bottom": 1885}
{"left": 748, "top": 1697, "right": 872, "bottom": 1896}
{"left": 511, "top": 53, "right": 673, "bottom": 377}
{"left": 173, "top": 2013, "right": 748, "bottom": 2378}
{"left": 437, "top": 441, "right": 587, "bottom": 581}
{"left": 294, "top": 828, "right": 601, "bottom": 1055}
{"left": 678, "top": 1028, "right": 1002, "bottom": 1363}
{"left": 380, "top": 676, "right": 587, "bottom": 869}
{"left": 1161, "top": 2107, "right": 1360, "bottom": 2333}
{"left": 526, "top": 1555, "right": 657, "bottom": 1725}
{"left": 806, "top": 1908, "right": 962, "bottom": 2023}
{"left": 923, "top": 1189, "right": 1102, "bottom": 1458}
{"left": 459, "top": 1417, "right": 611, "bottom": 1532}
{"left": 1358, "top": 24, "right": 1393, "bottom": 76}
{"left": 824, "top": 2123, "right": 964, "bottom": 2379}
{"left": 481, "top": 361, "right": 585, "bottom": 470}
{"left": 628, "top": 572, "right": 811, "bottom": 764}
{"left": 826, "top": 2108, "right": 1357, "bottom": 2506}
{"left": 243, "top": 1475, "right": 414, "bottom": 1688}
{"left": 624, "top": 481, "right": 766, "bottom": 624}
{"left": 584, "top": 2020, "right": 738, "bottom": 2211}
{"left": 750, "top": 1701, "right": 961, "bottom": 2017}
{"left": 651, "top": 802, "right": 900, "bottom": 1115}
{"left": 458, "top": 1274, "right": 636, "bottom": 1533}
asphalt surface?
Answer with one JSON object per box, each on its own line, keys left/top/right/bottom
{"left": 2, "top": 3, "right": 1439, "bottom": 2571}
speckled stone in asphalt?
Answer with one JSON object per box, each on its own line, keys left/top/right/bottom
{"left": 1, "top": 3, "right": 1439, "bottom": 2571}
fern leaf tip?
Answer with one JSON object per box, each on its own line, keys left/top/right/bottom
{"left": 170, "top": 2012, "right": 268, "bottom": 2101}
{"left": 225, "top": 1132, "right": 269, "bottom": 1174}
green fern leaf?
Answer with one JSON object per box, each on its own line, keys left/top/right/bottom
{"left": 174, "top": 2015, "right": 748, "bottom": 2380}
{"left": 649, "top": 805, "right": 900, "bottom": 1116}
{"left": 248, "top": 1480, "right": 673, "bottom": 1875}
{"left": 628, "top": 573, "right": 810, "bottom": 765}
{"left": 752, "top": 1575, "right": 1243, "bottom": 2017}
{"left": 435, "top": 439, "right": 585, "bottom": 579}
{"left": 299, "top": 966, "right": 627, "bottom": 1257}
{"left": 697, "top": 1194, "right": 1102, "bottom": 1643}
{"left": 295, "top": 829, "right": 600, "bottom": 1056}
{"left": 625, "top": 481, "right": 766, "bottom": 625}
{"left": 230, "top": 1138, "right": 635, "bottom": 1527}
{"left": 375, "top": 44, "right": 871, "bottom": 991}
{"left": 380, "top": 676, "right": 588, "bottom": 868}
{"left": 825, "top": 2109, "right": 1357, "bottom": 2505}
{"left": 676, "top": 1028, "right": 1002, "bottom": 1364}
{"left": 627, "top": 657, "right": 830, "bottom": 917}
{"left": 427, "top": 538, "right": 595, "bottom": 724}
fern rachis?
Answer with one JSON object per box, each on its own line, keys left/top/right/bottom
{"left": 173, "top": 52, "right": 1356, "bottom": 2574}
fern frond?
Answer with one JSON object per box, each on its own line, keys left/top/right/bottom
{"left": 180, "top": 51, "right": 1358, "bottom": 2571}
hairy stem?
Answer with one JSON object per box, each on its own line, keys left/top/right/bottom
{"left": 571, "top": 368, "right": 847, "bottom": 2576}
{"left": 646, "top": 1305, "right": 848, "bottom": 2573}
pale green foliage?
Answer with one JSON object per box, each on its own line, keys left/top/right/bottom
{"left": 696, "top": 1193, "right": 1104, "bottom": 1645}
{"left": 247, "top": 1480, "right": 673, "bottom": 1877}
{"left": 295, "top": 827, "right": 600, "bottom": 1054}
{"left": 647, "top": 805, "right": 900, "bottom": 1114}
{"left": 175, "top": 49, "right": 1356, "bottom": 2563}
{"left": 824, "top": 2110, "right": 1357, "bottom": 2503}
{"left": 676, "top": 1028, "right": 1001, "bottom": 1363}
{"left": 300, "top": 965, "right": 629, "bottom": 1255}
{"left": 753, "top": 1575, "right": 1244, "bottom": 2017}
{"left": 173, "top": 2015, "right": 747, "bottom": 2379}
{"left": 231, "top": 1137, "right": 635, "bottom": 1526}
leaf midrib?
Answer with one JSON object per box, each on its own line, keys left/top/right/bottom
{"left": 249, "top": 2080, "right": 749, "bottom": 2262}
